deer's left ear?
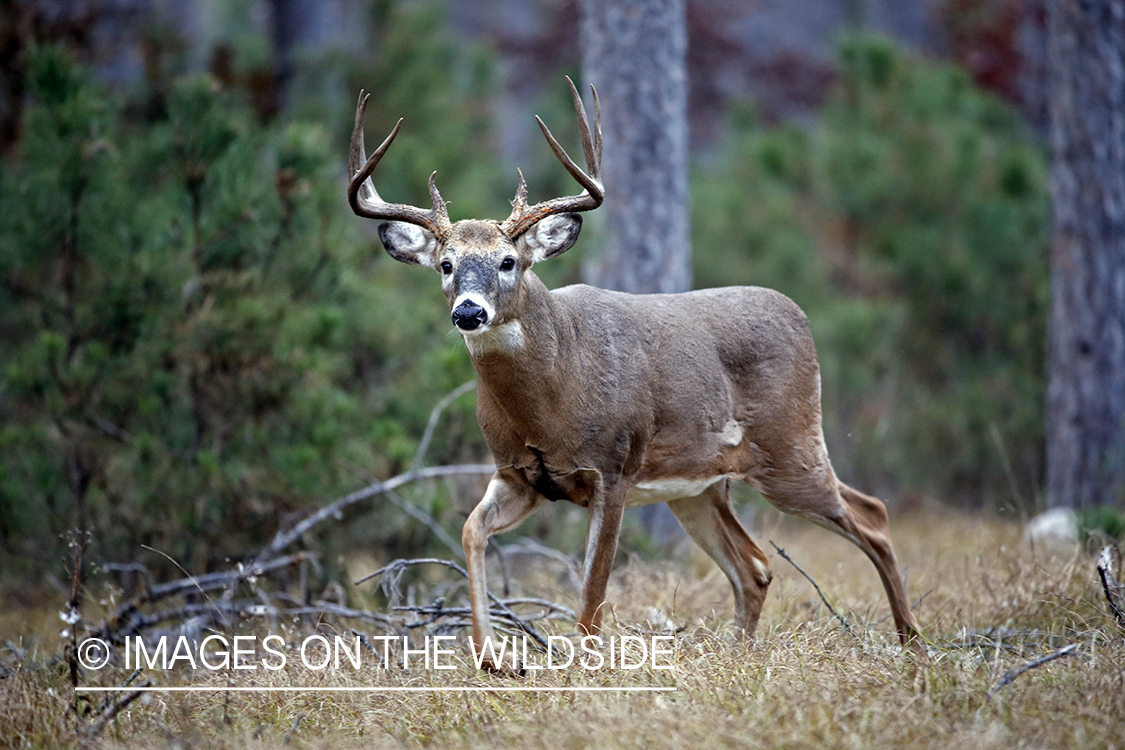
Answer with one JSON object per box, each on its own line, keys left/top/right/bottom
{"left": 522, "top": 213, "right": 582, "bottom": 263}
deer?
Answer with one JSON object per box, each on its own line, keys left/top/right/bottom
{"left": 347, "top": 78, "right": 926, "bottom": 668}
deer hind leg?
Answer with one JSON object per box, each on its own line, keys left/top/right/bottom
{"left": 667, "top": 480, "right": 773, "bottom": 635}
{"left": 751, "top": 451, "right": 923, "bottom": 652}
{"left": 462, "top": 472, "right": 544, "bottom": 661}
{"left": 832, "top": 482, "right": 924, "bottom": 650}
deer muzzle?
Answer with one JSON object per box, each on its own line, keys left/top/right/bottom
{"left": 452, "top": 300, "right": 489, "bottom": 331}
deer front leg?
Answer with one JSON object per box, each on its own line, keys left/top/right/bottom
{"left": 577, "top": 487, "right": 626, "bottom": 636}
{"left": 462, "top": 472, "right": 544, "bottom": 666}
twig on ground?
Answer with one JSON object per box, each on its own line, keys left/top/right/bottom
{"left": 285, "top": 603, "right": 392, "bottom": 629}
{"left": 147, "top": 553, "right": 311, "bottom": 602}
{"left": 354, "top": 557, "right": 555, "bottom": 652}
{"left": 355, "top": 557, "right": 470, "bottom": 587}
{"left": 985, "top": 642, "right": 1080, "bottom": 700}
{"left": 393, "top": 601, "right": 573, "bottom": 630}
{"left": 80, "top": 681, "right": 152, "bottom": 744}
{"left": 770, "top": 540, "right": 860, "bottom": 641}
{"left": 256, "top": 464, "right": 494, "bottom": 564}
{"left": 92, "top": 553, "right": 312, "bottom": 642}
{"left": 352, "top": 629, "right": 386, "bottom": 665}
{"left": 93, "top": 669, "right": 142, "bottom": 716}
{"left": 1096, "top": 546, "right": 1125, "bottom": 632}
{"left": 99, "top": 598, "right": 392, "bottom": 641}
{"left": 498, "top": 598, "right": 577, "bottom": 619}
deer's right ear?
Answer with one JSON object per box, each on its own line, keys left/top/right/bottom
{"left": 377, "top": 222, "right": 439, "bottom": 267}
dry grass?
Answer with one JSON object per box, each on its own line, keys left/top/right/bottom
{"left": 1, "top": 509, "right": 1123, "bottom": 749}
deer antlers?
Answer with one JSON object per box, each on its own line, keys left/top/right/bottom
{"left": 499, "top": 77, "right": 604, "bottom": 239}
{"left": 348, "top": 92, "right": 453, "bottom": 241}
{"left": 348, "top": 77, "right": 603, "bottom": 241}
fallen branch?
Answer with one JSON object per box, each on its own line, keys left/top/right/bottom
{"left": 92, "top": 553, "right": 312, "bottom": 642}
{"left": 770, "top": 541, "right": 859, "bottom": 641}
{"left": 498, "top": 597, "right": 577, "bottom": 619}
{"left": 355, "top": 557, "right": 469, "bottom": 587}
{"left": 354, "top": 557, "right": 556, "bottom": 653}
{"left": 282, "top": 603, "right": 392, "bottom": 629}
{"left": 80, "top": 681, "right": 152, "bottom": 744}
{"left": 986, "top": 642, "right": 1080, "bottom": 700}
{"left": 256, "top": 464, "right": 494, "bottom": 564}
{"left": 95, "top": 596, "right": 394, "bottom": 646}
{"left": 394, "top": 599, "right": 573, "bottom": 624}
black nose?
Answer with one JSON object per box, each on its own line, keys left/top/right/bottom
{"left": 452, "top": 301, "right": 489, "bottom": 331}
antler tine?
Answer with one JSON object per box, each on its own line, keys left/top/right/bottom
{"left": 500, "top": 77, "right": 605, "bottom": 239}
{"left": 590, "top": 83, "right": 602, "bottom": 179}
{"left": 566, "top": 76, "right": 601, "bottom": 183}
{"left": 347, "top": 91, "right": 452, "bottom": 240}
{"left": 349, "top": 90, "right": 372, "bottom": 182}
{"left": 511, "top": 168, "right": 529, "bottom": 215}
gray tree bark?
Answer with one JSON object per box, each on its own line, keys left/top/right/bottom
{"left": 1046, "top": 0, "right": 1125, "bottom": 508}
{"left": 580, "top": 0, "right": 691, "bottom": 540}
{"left": 579, "top": 0, "right": 692, "bottom": 294}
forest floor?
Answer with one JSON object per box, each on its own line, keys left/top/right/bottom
{"left": 1, "top": 509, "right": 1122, "bottom": 749}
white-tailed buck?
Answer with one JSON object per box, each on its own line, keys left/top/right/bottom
{"left": 348, "top": 78, "right": 924, "bottom": 665}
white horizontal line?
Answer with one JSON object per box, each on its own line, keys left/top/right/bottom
{"left": 75, "top": 686, "right": 676, "bottom": 693}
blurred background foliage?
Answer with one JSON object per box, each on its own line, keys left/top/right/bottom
{"left": 0, "top": 1, "right": 1048, "bottom": 580}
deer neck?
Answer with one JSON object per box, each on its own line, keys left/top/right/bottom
{"left": 462, "top": 272, "right": 571, "bottom": 400}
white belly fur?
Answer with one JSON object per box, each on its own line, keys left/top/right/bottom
{"left": 625, "top": 476, "right": 726, "bottom": 507}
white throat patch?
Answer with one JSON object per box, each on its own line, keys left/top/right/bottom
{"left": 463, "top": 319, "right": 525, "bottom": 356}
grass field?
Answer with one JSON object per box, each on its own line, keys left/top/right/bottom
{"left": 2, "top": 509, "right": 1122, "bottom": 749}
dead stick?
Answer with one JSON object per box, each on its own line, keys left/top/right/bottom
{"left": 354, "top": 557, "right": 552, "bottom": 652}
{"left": 355, "top": 557, "right": 469, "bottom": 586}
{"left": 94, "top": 669, "right": 142, "bottom": 716}
{"left": 986, "top": 643, "right": 1079, "bottom": 699}
{"left": 770, "top": 541, "right": 859, "bottom": 640}
{"left": 93, "top": 553, "right": 311, "bottom": 641}
{"left": 81, "top": 683, "right": 151, "bottom": 742}
{"left": 257, "top": 465, "right": 495, "bottom": 563}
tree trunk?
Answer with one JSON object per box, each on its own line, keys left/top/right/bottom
{"left": 579, "top": 0, "right": 692, "bottom": 294}
{"left": 580, "top": 0, "right": 691, "bottom": 540}
{"left": 1046, "top": 0, "right": 1125, "bottom": 508}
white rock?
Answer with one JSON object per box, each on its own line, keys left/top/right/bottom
{"left": 1024, "top": 508, "right": 1079, "bottom": 550}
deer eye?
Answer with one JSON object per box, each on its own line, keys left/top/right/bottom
{"left": 499, "top": 257, "right": 516, "bottom": 272}
{"left": 440, "top": 260, "right": 453, "bottom": 275}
